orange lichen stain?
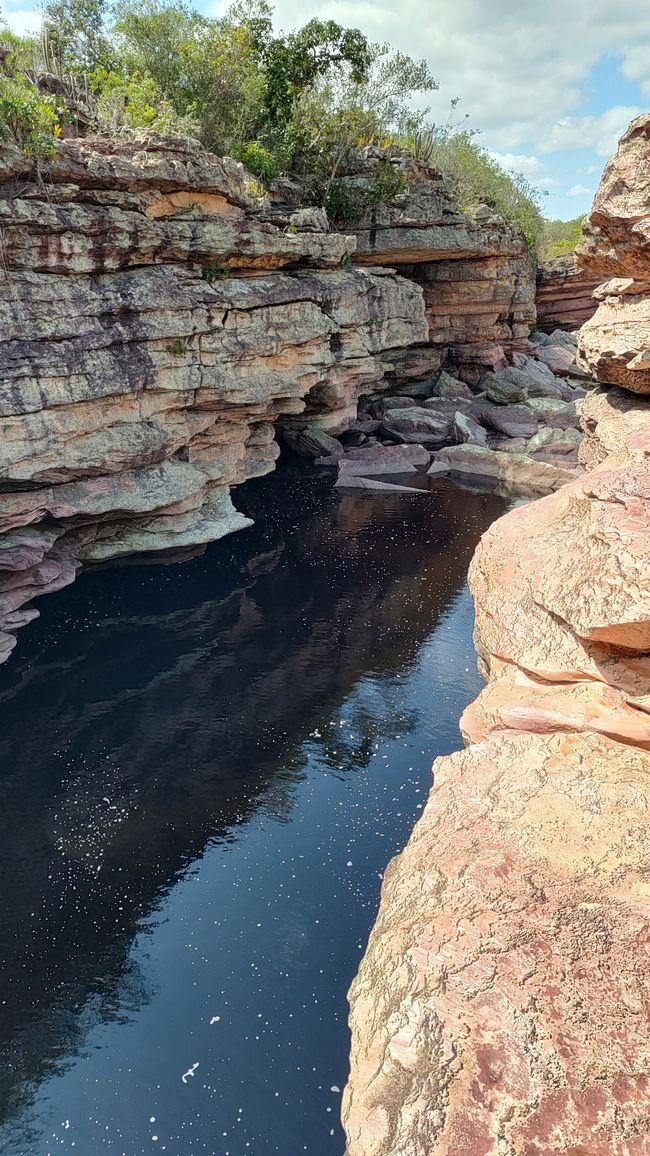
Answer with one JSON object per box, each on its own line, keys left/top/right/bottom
{"left": 144, "top": 192, "right": 239, "bottom": 219}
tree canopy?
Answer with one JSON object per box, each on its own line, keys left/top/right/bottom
{"left": 0, "top": 0, "right": 546, "bottom": 252}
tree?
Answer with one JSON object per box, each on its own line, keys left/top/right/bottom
{"left": 261, "top": 19, "right": 372, "bottom": 129}
{"left": 42, "top": 0, "right": 113, "bottom": 73}
{"left": 112, "top": 0, "right": 269, "bottom": 152}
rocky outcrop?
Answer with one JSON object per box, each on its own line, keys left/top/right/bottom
{"left": 535, "top": 254, "right": 599, "bottom": 332}
{"left": 0, "top": 135, "right": 539, "bottom": 663}
{"left": 344, "top": 115, "right": 650, "bottom": 1156}
{"left": 577, "top": 114, "right": 650, "bottom": 393}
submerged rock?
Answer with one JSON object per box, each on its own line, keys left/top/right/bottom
{"left": 428, "top": 444, "right": 579, "bottom": 494}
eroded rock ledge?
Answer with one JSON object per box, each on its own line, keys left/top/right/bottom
{"left": 0, "top": 134, "right": 536, "bottom": 664}
{"left": 343, "top": 115, "right": 650, "bottom": 1155}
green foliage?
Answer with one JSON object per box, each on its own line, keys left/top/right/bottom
{"left": 90, "top": 66, "right": 196, "bottom": 134}
{"left": 166, "top": 339, "right": 188, "bottom": 352}
{"left": 339, "top": 253, "right": 352, "bottom": 268}
{"left": 410, "top": 126, "right": 545, "bottom": 256}
{"left": 0, "top": 36, "right": 68, "bottom": 159}
{"left": 231, "top": 139, "right": 279, "bottom": 186}
{"left": 42, "top": 0, "right": 114, "bottom": 73}
{"left": 261, "top": 19, "right": 372, "bottom": 130}
{"left": 539, "top": 215, "right": 585, "bottom": 260}
{"left": 325, "top": 162, "right": 407, "bottom": 225}
{"left": 112, "top": 0, "right": 268, "bottom": 152}
{"left": 202, "top": 261, "right": 231, "bottom": 282}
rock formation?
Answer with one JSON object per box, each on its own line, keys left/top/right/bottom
{"left": 344, "top": 115, "right": 650, "bottom": 1155}
{"left": 577, "top": 113, "right": 650, "bottom": 393}
{"left": 0, "top": 135, "right": 541, "bottom": 663}
{"left": 535, "top": 254, "right": 599, "bottom": 332}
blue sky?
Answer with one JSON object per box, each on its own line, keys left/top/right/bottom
{"left": 3, "top": 0, "right": 648, "bottom": 220}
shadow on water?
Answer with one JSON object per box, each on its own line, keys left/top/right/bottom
{"left": 0, "top": 461, "right": 509, "bottom": 1155}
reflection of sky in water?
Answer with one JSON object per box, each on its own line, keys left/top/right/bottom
{"left": 0, "top": 466, "right": 509, "bottom": 1155}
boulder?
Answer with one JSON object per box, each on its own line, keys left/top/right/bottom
{"left": 380, "top": 407, "right": 453, "bottom": 446}
{"left": 344, "top": 730, "right": 650, "bottom": 1156}
{"left": 433, "top": 370, "right": 474, "bottom": 400}
{"left": 536, "top": 341, "right": 577, "bottom": 377}
{"left": 337, "top": 450, "right": 418, "bottom": 477}
{"left": 524, "top": 397, "right": 580, "bottom": 428}
{"left": 452, "top": 411, "right": 487, "bottom": 447}
{"left": 579, "top": 387, "right": 650, "bottom": 468}
{"left": 470, "top": 441, "right": 650, "bottom": 682}
{"left": 577, "top": 113, "right": 650, "bottom": 280}
{"left": 428, "top": 444, "right": 579, "bottom": 494}
{"left": 577, "top": 283, "right": 650, "bottom": 394}
{"left": 472, "top": 400, "right": 539, "bottom": 438}
{"left": 483, "top": 366, "right": 563, "bottom": 405}
{"left": 527, "top": 426, "right": 581, "bottom": 454}
{"left": 334, "top": 475, "right": 425, "bottom": 493}
{"left": 282, "top": 428, "right": 345, "bottom": 458}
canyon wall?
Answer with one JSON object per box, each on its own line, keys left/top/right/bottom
{"left": 535, "top": 253, "right": 600, "bottom": 332}
{"left": 0, "top": 136, "right": 535, "bottom": 664}
{"left": 343, "top": 115, "right": 650, "bottom": 1155}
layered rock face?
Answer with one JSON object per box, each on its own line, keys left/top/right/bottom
{"left": 577, "top": 114, "right": 650, "bottom": 393}
{"left": 344, "top": 118, "right": 650, "bottom": 1155}
{"left": 0, "top": 135, "right": 538, "bottom": 664}
{"left": 535, "top": 254, "right": 600, "bottom": 332}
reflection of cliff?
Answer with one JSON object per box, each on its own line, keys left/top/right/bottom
{"left": 0, "top": 465, "right": 507, "bottom": 1122}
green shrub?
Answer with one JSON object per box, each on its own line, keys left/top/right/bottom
{"left": 325, "top": 162, "right": 408, "bottom": 226}
{"left": 0, "top": 70, "right": 66, "bottom": 160}
{"left": 165, "top": 339, "right": 188, "bottom": 353}
{"left": 202, "top": 262, "right": 231, "bottom": 283}
{"left": 232, "top": 140, "right": 279, "bottom": 188}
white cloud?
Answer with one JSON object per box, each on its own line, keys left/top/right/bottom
{"left": 539, "top": 105, "right": 642, "bottom": 156}
{"left": 567, "top": 183, "right": 592, "bottom": 196}
{"left": 2, "top": 4, "right": 40, "bottom": 34}
{"left": 488, "top": 152, "right": 544, "bottom": 176}
{"left": 620, "top": 43, "right": 650, "bottom": 98}
{"left": 264, "top": 0, "right": 650, "bottom": 157}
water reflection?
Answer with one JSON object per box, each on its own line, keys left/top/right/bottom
{"left": 0, "top": 464, "right": 508, "bottom": 1155}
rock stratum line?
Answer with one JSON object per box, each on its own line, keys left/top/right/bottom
{"left": 0, "top": 137, "right": 536, "bottom": 663}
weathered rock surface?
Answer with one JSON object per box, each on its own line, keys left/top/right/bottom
{"left": 0, "top": 134, "right": 540, "bottom": 661}
{"left": 344, "top": 729, "right": 650, "bottom": 1156}
{"left": 577, "top": 114, "right": 650, "bottom": 393}
{"left": 535, "top": 253, "right": 600, "bottom": 332}
{"left": 428, "top": 443, "right": 581, "bottom": 493}
{"left": 345, "top": 425, "right": 650, "bottom": 1156}
{"left": 344, "top": 118, "right": 650, "bottom": 1152}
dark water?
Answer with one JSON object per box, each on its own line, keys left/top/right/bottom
{"left": 0, "top": 464, "right": 509, "bottom": 1156}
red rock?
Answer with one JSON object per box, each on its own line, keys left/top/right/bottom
{"left": 535, "top": 254, "right": 599, "bottom": 332}
{"left": 344, "top": 730, "right": 650, "bottom": 1156}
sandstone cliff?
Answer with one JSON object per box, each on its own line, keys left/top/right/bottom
{"left": 343, "top": 117, "right": 650, "bottom": 1155}
{"left": 0, "top": 135, "right": 536, "bottom": 664}
{"left": 577, "top": 114, "right": 650, "bottom": 393}
{"left": 535, "top": 253, "right": 600, "bottom": 332}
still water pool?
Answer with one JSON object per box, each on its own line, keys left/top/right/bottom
{"left": 0, "top": 464, "right": 509, "bottom": 1156}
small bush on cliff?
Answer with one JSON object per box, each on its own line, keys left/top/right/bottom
{"left": 0, "top": 34, "right": 69, "bottom": 159}
{"left": 324, "top": 162, "right": 408, "bottom": 225}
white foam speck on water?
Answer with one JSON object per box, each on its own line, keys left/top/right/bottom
{"left": 181, "top": 1062, "right": 199, "bottom": 1083}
